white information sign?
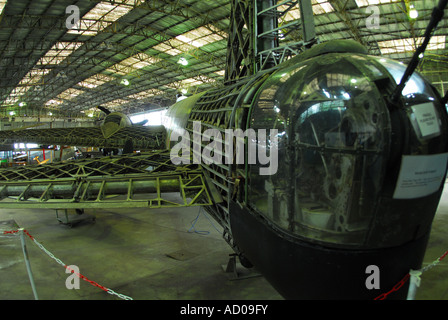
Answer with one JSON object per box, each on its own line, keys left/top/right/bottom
{"left": 411, "top": 102, "right": 440, "bottom": 138}
{"left": 393, "top": 153, "right": 448, "bottom": 199}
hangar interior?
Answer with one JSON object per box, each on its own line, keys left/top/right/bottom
{"left": 0, "top": 0, "right": 447, "bottom": 300}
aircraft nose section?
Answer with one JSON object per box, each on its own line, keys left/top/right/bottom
{"left": 101, "top": 122, "right": 121, "bottom": 138}
{"left": 101, "top": 112, "right": 133, "bottom": 138}
{"left": 246, "top": 51, "right": 448, "bottom": 249}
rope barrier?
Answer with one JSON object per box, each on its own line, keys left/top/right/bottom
{"left": 374, "top": 249, "right": 448, "bottom": 300}
{"left": 4, "top": 229, "right": 446, "bottom": 300}
{"left": 3, "top": 229, "right": 133, "bottom": 300}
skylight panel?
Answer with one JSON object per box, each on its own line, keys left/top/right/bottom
{"left": 127, "top": 89, "right": 164, "bottom": 100}
{"left": 279, "top": 6, "right": 301, "bottom": 21}
{"left": 175, "top": 26, "right": 226, "bottom": 48}
{"left": 1, "top": 87, "right": 29, "bottom": 106}
{"left": 37, "top": 42, "right": 83, "bottom": 66}
{"left": 164, "top": 39, "right": 195, "bottom": 54}
{"left": 110, "top": 61, "right": 134, "bottom": 74}
{"left": 278, "top": 0, "right": 334, "bottom": 22}
{"left": 152, "top": 42, "right": 183, "bottom": 56}
{"left": 103, "top": 98, "right": 129, "bottom": 108}
{"left": 1, "top": 86, "right": 31, "bottom": 107}
{"left": 181, "top": 78, "right": 205, "bottom": 86}
{"left": 355, "top": 0, "right": 399, "bottom": 7}
{"left": 120, "top": 53, "right": 161, "bottom": 69}
{"left": 57, "top": 88, "right": 85, "bottom": 100}
{"left": 37, "top": 56, "right": 67, "bottom": 65}
{"left": 78, "top": 74, "right": 115, "bottom": 89}
{"left": 78, "top": 82, "right": 97, "bottom": 89}
{"left": 106, "top": 64, "right": 128, "bottom": 75}
{"left": 68, "top": 19, "right": 104, "bottom": 36}
{"left": 165, "top": 76, "right": 214, "bottom": 90}
{"left": 131, "top": 60, "right": 153, "bottom": 69}
{"left": 175, "top": 35, "right": 204, "bottom": 48}
{"left": 18, "top": 69, "right": 51, "bottom": 85}
{"left": 106, "top": 52, "right": 159, "bottom": 76}
{"left": 154, "top": 25, "right": 227, "bottom": 56}
{"left": 83, "top": 3, "right": 117, "bottom": 20}
{"left": 0, "top": 0, "right": 8, "bottom": 15}
{"left": 3, "top": 96, "right": 18, "bottom": 105}
{"left": 10, "top": 86, "right": 30, "bottom": 96}
{"left": 67, "top": 1, "right": 138, "bottom": 36}
{"left": 51, "top": 42, "right": 83, "bottom": 51}
{"left": 312, "top": 0, "right": 334, "bottom": 14}
{"left": 378, "top": 36, "right": 446, "bottom": 55}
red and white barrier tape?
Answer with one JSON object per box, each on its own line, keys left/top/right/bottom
{"left": 3, "top": 229, "right": 133, "bottom": 300}
{"left": 5, "top": 229, "right": 446, "bottom": 300}
{"left": 374, "top": 249, "right": 448, "bottom": 300}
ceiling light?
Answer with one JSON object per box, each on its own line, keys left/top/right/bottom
{"left": 177, "top": 57, "right": 189, "bottom": 66}
{"left": 120, "top": 78, "right": 130, "bottom": 86}
{"left": 9, "top": 111, "right": 15, "bottom": 116}
{"left": 409, "top": 5, "right": 418, "bottom": 19}
{"left": 45, "top": 99, "right": 63, "bottom": 106}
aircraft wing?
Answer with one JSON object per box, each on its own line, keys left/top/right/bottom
{"left": 0, "top": 125, "right": 166, "bottom": 150}
{"left": 0, "top": 150, "right": 218, "bottom": 209}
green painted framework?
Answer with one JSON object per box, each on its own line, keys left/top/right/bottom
{"left": 0, "top": 151, "right": 213, "bottom": 209}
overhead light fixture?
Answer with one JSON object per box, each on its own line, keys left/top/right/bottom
{"left": 9, "top": 111, "right": 15, "bottom": 116}
{"left": 177, "top": 57, "right": 189, "bottom": 66}
{"left": 120, "top": 78, "right": 130, "bottom": 86}
{"left": 48, "top": 112, "right": 53, "bottom": 116}
{"left": 409, "top": 5, "right": 418, "bottom": 19}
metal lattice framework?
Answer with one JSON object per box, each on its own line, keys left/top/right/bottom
{"left": 0, "top": 150, "right": 214, "bottom": 208}
{"left": 0, "top": 0, "right": 447, "bottom": 121}
{"left": 0, "top": 123, "right": 166, "bottom": 149}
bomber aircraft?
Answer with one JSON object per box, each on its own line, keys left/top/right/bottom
{"left": 0, "top": 0, "right": 447, "bottom": 300}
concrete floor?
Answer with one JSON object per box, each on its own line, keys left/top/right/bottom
{"left": 0, "top": 185, "right": 447, "bottom": 300}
